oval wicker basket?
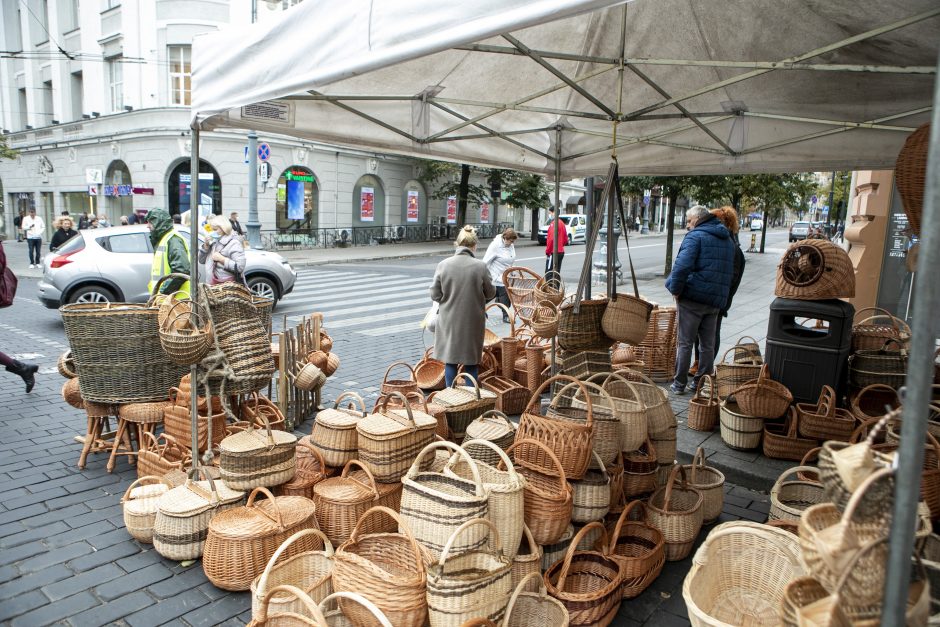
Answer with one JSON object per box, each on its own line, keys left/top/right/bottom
{"left": 530, "top": 300, "right": 559, "bottom": 339}
{"left": 719, "top": 400, "right": 764, "bottom": 450}
{"left": 415, "top": 347, "right": 445, "bottom": 391}
{"left": 731, "top": 364, "right": 792, "bottom": 419}
{"left": 775, "top": 239, "right": 855, "bottom": 300}
{"left": 768, "top": 466, "right": 826, "bottom": 522}
{"left": 763, "top": 407, "right": 819, "bottom": 462}
{"left": 313, "top": 459, "right": 401, "bottom": 547}
{"left": 62, "top": 376, "right": 84, "bottom": 408}
{"left": 503, "top": 572, "right": 569, "bottom": 627}
{"left": 603, "top": 501, "right": 665, "bottom": 599}
{"left": 645, "top": 465, "right": 704, "bottom": 561}
{"left": 249, "top": 529, "right": 334, "bottom": 621}
{"left": 507, "top": 439, "right": 573, "bottom": 546}
{"left": 687, "top": 374, "right": 719, "bottom": 432}
{"left": 601, "top": 292, "right": 653, "bottom": 345}
{"left": 122, "top": 476, "right": 172, "bottom": 544}
{"left": 534, "top": 274, "right": 565, "bottom": 306}
{"left": 681, "top": 448, "right": 725, "bottom": 524}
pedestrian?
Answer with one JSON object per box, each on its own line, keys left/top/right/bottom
{"left": 22, "top": 208, "right": 44, "bottom": 268}
{"left": 482, "top": 227, "right": 517, "bottom": 322}
{"left": 120, "top": 216, "right": 129, "bottom": 226}
{"left": 50, "top": 216, "right": 78, "bottom": 252}
{"left": 172, "top": 213, "right": 182, "bottom": 225}
{"left": 0, "top": 241, "right": 38, "bottom": 392}
{"left": 13, "top": 211, "right": 23, "bottom": 242}
{"left": 77, "top": 213, "right": 90, "bottom": 230}
{"left": 665, "top": 205, "right": 735, "bottom": 394}
{"left": 634, "top": 215, "right": 640, "bottom": 232}
{"left": 89, "top": 218, "right": 99, "bottom": 229}
{"left": 127, "top": 212, "right": 139, "bottom": 225}
{"left": 544, "top": 215, "right": 566, "bottom": 276}
{"left": 430, "top": 225, "right": 496, "bottom": 387}
{"left": 97, "top": 214, "right": 111, "bottom": 228}
{"left": 145, "top": 209, "right": 191, "bottom": 297}
{"left": 229, "top": 211, "right": 245, "bottom": 236}
{"left": 199, "top": 214, "right": 246, "bottom": 285}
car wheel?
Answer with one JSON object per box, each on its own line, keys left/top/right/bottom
{"left": 247, "top": 275, "right": 279, "bottom": 304}
{"left": 68, "top": 285, "right": 116, "bottom": 305}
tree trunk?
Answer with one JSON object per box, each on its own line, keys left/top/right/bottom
{"left": 664, "top": 191, "right": 678, "bottom": 276}
{"left": 457, "top": 164, "right": 470, "bottom": 225}
{"left": 759, "top": 209, "right": 768, "bottom": 253}
{"left": 531, "top": 208, "right": 539, "bottom": 240}
{"left": 731, "top": 191, "right": 742, "bottom": 213}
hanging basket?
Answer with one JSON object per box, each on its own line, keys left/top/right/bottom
{"left": 895, "top": 122, "right": 929, "bottom": 236}
{"left": 534, "top": 273, "right": 565, "bottom": 306}
{"left": 530, "top": 300, "right": 560, "bottom": 339}
{"left": 57, "top": 350, "right": 77, "bottom": 379}
{"left": 601, "top": 293, "right": 653, "bottom": 345}
{"left": 158, "top": 301, "right": 214, "bottom": 366}
{"left": 557, "top": 296, "right": 611, "bottom": 351}
{"left": 775, "top": 239, "right": 855, "bottom": 300}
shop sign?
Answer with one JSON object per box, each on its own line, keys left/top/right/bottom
{"left": 285, "top": 169, "right": 315, "bottom": 183}
{"left": 406, "top": 190, "right": 419, "bottom": 223}
{"left": 103, "top": 184, "right": 133, "bottom": 197}
{"left": 480, "top": 202, "right": 490, "bottom": 223}
{"left": 132, "top": 187, "right": 155, "bottom": 195}
{"left": 446, "top": 196, "right": 457, "bottom": 224}
{"left": 360, "top": 187, "right": 375, "bottom": 222}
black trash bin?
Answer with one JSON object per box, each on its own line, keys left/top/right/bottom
{"left": 765, "top": 297, "right": 855, "bottom": 404}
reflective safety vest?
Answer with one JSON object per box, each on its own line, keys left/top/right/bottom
{"left": 148, "top": 230, "right": 191, "bottom": 297}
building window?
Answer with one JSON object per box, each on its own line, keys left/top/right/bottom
{"left": 167, "top": 159, "right": 222, "bottom": 219}
{"left": 71, "top": 71, "right": 83, "bottom": 121}
{"left": 18, "top": 88, "right": 28, "bottom": 130}
{"left": 43, "top": 80, "right": 54, "bottom": 125}
{"left": 103, "top": 0, "right": 121, "bottom": 9}
{"left": 62, "top": 0, "right": 79, "bottom": 32}
{"left": 168, "top": 46, "right": 191, "bottom": 106}
{"left": 108, "top": 58, "right": 123, "bottom": 112}
{"left": 276, "top": 166, "right": 318, "bottom": 231}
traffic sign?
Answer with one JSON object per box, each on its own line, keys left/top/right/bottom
{"left": 88, "top": 185, "right": 97, "bottom": 196}
{"left": 258, "top": 143, "right": 271, "bottom": 162}
{"left": 811, "top": 194, "right": 818, "bottom": 206}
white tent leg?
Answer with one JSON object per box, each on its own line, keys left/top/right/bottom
{"left": 189, "top": 125, "right": 201, "bottom": 467}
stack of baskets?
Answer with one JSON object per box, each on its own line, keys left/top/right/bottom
{"left": 632, "top": 307, "right": 677, "bottom": 382}
{"left": 718, "top": 364, "right": 795, "bottom": 451}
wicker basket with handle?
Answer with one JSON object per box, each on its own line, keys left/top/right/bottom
{"left": 503, "top": 572, "right": 569, "bottom": 627}
{"left": 463, "top": 410, "right": 516, "bottom": 465}
{"left": 218, "top": 413, "right": 297, "bottom": 490}
{"left": 356, "top": 391, "right": 437, "bottom": 483}
{"left": 610, "top": 369, "right": 674, "bottom": 439}
{"left": 415, "top": 347, "right": 446, "bottom": 391}
{"left": 550, "top": 378, "right": 620, "bottom": 466}
{"left": 431, "top": 373, "right": 498, "bottom": 441}
{"left": 318, "top": 590, "right": 396, "bottom": 627}
{"left": 163, "top": 403, "right": 227, "bottom": 454}
{"left": 203, "top": 486, "right": 321, "bottom": 592}
{"left": 714, "top": 347, "right": 763, "bottom": 400}
{"left": 309, "top": 391, "right": 366, "bottom": 467}
{"left": 732, "top": 364, "right": 793, "bottom": 419}
{"left": 158, "top": 302, "right": 214, "bottom": 366}
{"left": 239, "top": 393, "right": 286, "bottom": 432}
{"left": 769, "top": 466, "right": 826, "bottom": 522}
{"left": 509, "top": 525, "right": 542, "bottom": 591}
{"left": 137, "top": 432, "right": 191, "bottom": 480}
{"left": 603, "top": 500, "right": 665, "bottom": 600}
{"left": 530, "top": 300, "right": 560, "bottom": 339}
{"left": 623, "top": 438, "right": 658, "bottom": 500}
{"left": 763, "top": 407, "right": 819, "bottom": 462}
{"left": 719, "top": 400, "right": 764, "bottom": 450}
{"left": 681, "top": 448, "right": 725, "bottom": 524}
{"left": 557, "top": 295, "right": 611, "bottom": 351}
{"left": 586, "top": 372, "right": 647, "bottom": 452}
{"left": 601, "top": 292, "right": 653, "bottom": 345}
{"left": 569, "top": 451, "right": 611, "bottom": 524}
{"left": 687, "top": 374, "right": 719, "bottom": 432}
{"left": 483, "top": 302, "right": 515, "bottom": 349}
{"left": 122, "top": 476, "right": 173, "bottom": 544}
{"left": 313, "top": 459, "right": 400, "bottom": 547}
{"left": 645, "top": 465, "right": 703, "bottom": 561}
{"left": 249, "top": 528, "right": 334, "bottom": 621}
{"left": 534, "top": 273, "right": 565, "bottom": 306}
{"left": 274, "top": 438, "right": 332, "bottom": 499}
{"left": 797, "top": 384, "right": 856, "bottom": 442}
{"left": 507, "top": 439, "right": 573, "bottom": 545}
{"left": 851, "top": 306, "right": 904, "bottom": 352}
{"left": 380, "top": 361, "right": 421, "bottom": 397}
{"left": 57, "top": 349, "right": 77, "bottom": 379}
{"left": 247, "top": 584, "right": 326, "bottom": 626}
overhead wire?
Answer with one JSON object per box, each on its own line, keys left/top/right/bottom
{"left": 17, "top": 0, "right": 75, "bottom": 61}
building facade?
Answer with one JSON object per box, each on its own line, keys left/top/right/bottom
{"left": 0, "top": 0, "right": 561, "bottom": 246}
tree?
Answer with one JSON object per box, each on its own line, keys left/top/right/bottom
{"left": 0, "top": 135, "right": 17, "bottom": 161}
{"left": 505, "top": 173, "right": 551, "bottom": 240}
{"left": 687, "top": 175, "right": 749, "bottom": 212}
{"left": 650, "top": 176, "right": 697, "bottom": 275}
{"left": 415, "top": 159, "right": 490, "bottom": 226}
{"left": 741, "top": 173, "right": 812, "bottom": 252}
{"left": 619, "top": 175, "right": 653, "bottom": 226}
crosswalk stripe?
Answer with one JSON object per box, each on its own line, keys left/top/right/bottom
{"left": 280, "top": 277, "right": 431, "bottom": 306}
{"left": 327, "top": 308, "right": 426, "bottom": 329}
{"left": 290, "top": 272, "right": 388, "bottom": 287}
{"left": 359, "top": 319, "right": 427, "bottom": 337}
{"left": 287, "top": 274, "right": 399, "bottom": 293}
{"left": 288, "top": 295, "right": 430, "bottom": 322}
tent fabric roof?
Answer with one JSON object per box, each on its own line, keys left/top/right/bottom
{"left": 191, "top": 0, "right": 938, "bottom": 177}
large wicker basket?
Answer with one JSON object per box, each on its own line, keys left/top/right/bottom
{"left": 313, "top": 460, "right": 401, "bottom": 547}
{"left": 732, "top": 364, "right": 793, "bottom": 419}
{"left": 507, "top": 439, "right": 573, "bottom": 546}
{"left": 249, "top": 529, "right": 334, "bottom": 621}
{"left": 218, "top": 416, "right": 297, "bottom": 491}
{"left": 356, "top": 392, "right": 437, "bottom": 483}
{"left": 601, "top": 292, "right": 653, "bottom": 345}
{"left": 775, "top": 239, "right": 855, "bottom": 300}
{"left": 719, "top": 400, "right": 764, "bottom": 450}
{"left": 645, "top": 465, "right": 704, "bottom": 561}
{"left": 557, "top": 296, "right": 611, "bottom": 351}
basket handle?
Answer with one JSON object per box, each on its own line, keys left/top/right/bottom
{"left": 140, "top": 431, "right": 164, "bottom": 455}
{"left": 660, "top": 463, "right": 689, "bottom": 513}
{"left": 504, "top": 572, "right": 549, "bottom": 624}
{"left": 383, "top": 361, "right": 417, "bottom": 384}
{"left": 120, "top": 475, "right": 172, "bottom": 503}
{"left": 185, "top": 467, "right": 219, "bottom": 503}
{"left": 408, "top": 440, "right": 485, "bottom": 496}
{"left": 815, "top": 385, "right": 836, "bottom": 417}
{"left": 462, "top": 438, "right": 520, "bottom": 483}
{"left": 552, "top": 379, "right": 613, "bottom": 417}
{"left": 485, "top": 302, "right": 515, "bottom": 335}
{"left": 853, "top": 306, "right": 899, "bottom": 328}
{"left": 377, "top": 391, "right": 417, "bottom": 428}
{"left": 255, "top": 528, "right": 334, "bottom": 603}
{"left": 519, "top": 524, "right": 540, "bottom": 558}
{"left": 255, "top": 585, "right": 327, "bottom": 624}
{"left": 340, "top": 459, "right": 381, "bottom": 499}
{"left": 452, "top": 373, "right": 482, "bottom": 400}
{"left": 557, "top": 521, "right": 610, "bottom": 591}
{"left": 506, "top": 438, "right": 568, "bottom": 493}
{"left": 333, "top": 391, "right": 367, "bottom": 416}
{"left": 849, "top": 412, "right": 894, "bottom": 444}
{"left": 477, "top": 409, "right": 514, "bottom": 430}
{"left": 246, "top": 487, "right": 285, "bottom": 529}
{"left": 785, "top": 407, "right": 800, "bottom": 439}
{"left": 525, "top": 374, "right": 593, "bottom": 427}
{"left": 839, "top": 467, "right": 895, "bottom": 526}
{"left": 160, "top": 299, "right": 196, "bottom": 330}
{"left": 437, "top": 517, "right": 503, "bottom": 566}
{"left": 608, "top": 500, "right": 649, "bottom": 553}
{"left": 737, "top": 335, "right": 759, "bottom": 347}
{"left": 597, "top": 371, "right": 642, "bottom": 404}
{"left": 247, "top": 404, "right": 277, "bottom": 447}
{"left": 318, "top": 592, "right": 393, "bottom": 627}
{"left": 720, "top": 346, "right": 741, "bottom": 365}
{"left": 690, "top": 447, "right": 708, "bottom": 481}
{"left": 693, "top": 524, "right": 804, "bottom": 570}
{"left": 347, "top": 506, "right": 425, "bottom": 570}
{"left": 298, "top": 439, "right": 327, "bottom": 473}
{"left": 531, "top": 299, "right": 558, "bottom": 325}
{"left": 611, "top": 367, "right": 662, "bottom": 391}
{"left": 770, "top": 466, "right": 819, "bottom": 500}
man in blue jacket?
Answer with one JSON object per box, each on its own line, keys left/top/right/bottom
{"left": 665, "top": 205, "right": 736, "bottom": 394}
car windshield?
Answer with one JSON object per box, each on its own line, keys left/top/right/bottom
{"left": 793, "top": 222, "right": 809, "bottom": 228}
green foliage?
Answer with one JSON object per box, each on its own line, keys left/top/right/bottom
{"left": 0, "top": 135, "right": 17, "bottom": 161}
{"left": 505, "top": 173, "right": 550, "bottom": 211}
{"left": 414, "top": 159, "right": 524, "bottom": 224}
{"left": 742, "top": 173, "right": 814, "bottom": 221}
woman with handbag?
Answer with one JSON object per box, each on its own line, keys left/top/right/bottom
{"left": 431, "top": 226, "right": 497, "bottom": 386}
{"left": 199, "top": 214, "right": 246, "bottom": 285}
{"left": 482, "top": 227, "right": 517, "bottom": 323}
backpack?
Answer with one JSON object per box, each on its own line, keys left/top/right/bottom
{"left": 0, "top": 266, "right": 17, "bottom": 308}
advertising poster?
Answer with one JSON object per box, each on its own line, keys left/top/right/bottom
{"left": 480, "top": 202, "right": 490, "bottom": 223}
{"left": 446, "top": 196, "right": 457, "bottom": 224}
{"left": 360, "top": 187, "right": 375, "bottom": 222}
{"left": 406, "top": 190, "right": 419, "bottom": 222}
{"left": 287, "top": 180, "right": 305, "bottom": 219}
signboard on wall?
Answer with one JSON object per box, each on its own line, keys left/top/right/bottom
{"left": 406, "top": 190, "right": 419, "bottom": 223}
{"left": 360, "top": 187, "right": 375, "bottom": 222}
{"left": 286, "top": 180, "right": 305, "bottom": 219}
{"left": 480, "top": 202, "right": 490, "bottom": 223}
{"left": 875, "top": 185, "right": 915, "bottom": 322}
{"left": 446, "top": 196, "right": 457, "bottom": 224}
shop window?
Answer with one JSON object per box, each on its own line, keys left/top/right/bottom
{"left": 276, "top": 166, "right": 318, "bottom": 231}
{"left": 352, "top": 174, "right": 385, "bottom": 227}
{"left": 104, "top": 159, "right": 133, "bottom": 225}
{"left": 167, "top": 159, "right": 222, "bottom": 221}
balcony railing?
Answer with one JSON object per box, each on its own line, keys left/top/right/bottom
{"left": 260, "top": 222, "right": 512, "bottom": 251}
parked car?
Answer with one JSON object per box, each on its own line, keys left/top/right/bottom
{"left": 749, "top": 218, "right": 764, "bottom": 231}
{"left": 789, "top": 221, "right": 811, "bottom": 242}
{"left": 38, "top": 225, "right": 296, "bottom": 308}
{"left": 537, "top": 214, "right": 587, "bottom": 246}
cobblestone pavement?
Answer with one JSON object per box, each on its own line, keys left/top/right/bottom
{"left": 0, "top": 240, "right": 787, "bottom": 626}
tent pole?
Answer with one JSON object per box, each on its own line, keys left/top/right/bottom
{"left": 882, "top": 49, "right": 940, "bottom": 626}
{"left": 550, "top": 125, "right": 562, "bottom": 375}
{"left": 189, "top": 125, "right": 201, "bottom": 468}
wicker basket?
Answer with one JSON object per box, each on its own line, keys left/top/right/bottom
{"left": 606, "top": 452, "right": 626, "bottom": 517}
{"left": 292, "top": 361, "right": 326, "bottom": 392}
{"left": 531, "top": 300, "right": 560, "bottom": 339}
{"left": 603, "top": 501, "right": 665, "bottom": 599}
{"left": 322, "top": 352, "right": 340, "bottom": 377}
{"left": 534, "top": 273, "right": 565, "bottom": 306}
{"left": 312, "top": 459, "right": 400, "bottom": 547}
{"left": 503, "top": 266, "right": 541, "bottom": 324}
{"left": 309, "top": 391, "right": 366, "bottom": 467}
{"left": 796, "top": 385, "right": 857, "bottom": 442}
{"left": 816, "top": 415, "right": 895, "bottom": 514}
{"left": 731, "top": 336, "right": 763, "bottom": 364}
{"left": 503, "top": 572, "right": 569, "bottom": 627}
{"left": 550, "top": 379, "right": 620, "bottom": 466}
{"left": 483, "top": 302, "right": 515, "bottom": 348}
{"left": 415, "top": 347, "right": 446, "bottom": 391}
{"left": 557, "top": 296, "right": 611, "bottom": 351}
{"left": 732, "top": 364, "right": 793, "bottom": 419}
{"left": 714, "top": 347, "right": 763, "bottom": 400}
{"left": 646, "top": 465, "right": 704, "bottom": 561}
{"left": 775, "top": 239, "right": 856, "bottom": 300}
{"left": 247, "top": 584, "right": 328, "bottom": 626}
{"left": 849, "top": 340, "right": 909, "bottom": 390}
{"left": 463, "top": 411, "right": 516, "bottom": 465}
{"left": 763, "top": 408, "right": 819, "bottom": 462}
{"left": 163, "top": 403, "right": 227, "bottom": 454}
{"left": 849, "top": 383, "right": 901, "bottom": 423}
{"left": 381, "top": 361, "right": 421, "bottom": 397}
{"left": 318, "top": 590, "right": 396, "bottom": 627}
{"left": 601, "top": 292, "right": 653, "bottom": 345}
{"left": 682, "top": 448, "right": 725, "bottom": 524}
{"left": 896, "top": 122, "right": 929, "bottom": 235}
{"left": 122, "top": 476, "right": 172, "bottom": 544}
{"left": 432, "top": 374, "right": 498, "bottom": 441}
{"left": 507, "top": 439, "right": 573, "bottom": 545}
{"left": 57, "top": 350, "right": 77, "bottom": 379}
{"left": 623, "top": 438, "right": 658, "bottom": 500}
{"left": 719, "top": 400, "right": 764, "bottom": 450}
{"left": 307, "top": 350, "right": 328, "bottom": 370}
{"left": 203, "top": 487, "right": 320, "bottom": 591}
{"left": 541, "top": 524, "right": 575, "bottom": 572}
{"left": 569, "top": 452, "right": 611, "bottom": 524}
{"left": 543, "top": 522, "right": 624, "bottom": 627}
{"left": 357, "top": 392, "right": 437, "bottom": 483}
{"left": 687, "top": 374, "right": 719, "bottom": 432}
{"left": 683, "top": 522, "right": 805, "bottom": 627}
{"left": 558, "top": 349, "right": 612, "bottom": 381}
{"left": 768, "top": 466, "right": 826, "bottom": 522}
{"left": 426, "top": 518, "right": 513, "bottom": 626}
{"left": 158, "top": 302, "right": 214, "bottom": 366}
{"left": 275, "top": 438, "right": 332, "bottom": 499}
{"left": 584, "top": 372, "right": 647, "bottom": 452}
{"left": 240, "top": 394, "right": 287, "bottom": 432}
{"left": 331, "top": 506, "right": 431, "bottom": 627}
{"left": 62, "top": 376, "right": 84, "bottom": 408}
{"left": 515, "top": 375, "right": 595, "bottom": 480}
{"left": 249, "top": 528, "right": 334, "bottom": 621}
{"left": 509, "top": 524, "right": 542, "bottom": 591}
{"left": 851, "top": 306, "right": 904, "bottom": 352}
{"left": 218, "top": 415, "right": 297, "bottom": 490}
{"left": 137, "top": 432, "right": 191, "bottom": 480}
{"left": 610, "top": 369, "right": 674, "bottom": 439}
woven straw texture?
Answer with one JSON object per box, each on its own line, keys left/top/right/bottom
{"left": 557, "top": 296, "right": 611, "bottom": 351}
{"left": 503, "top": 572, "right": 569, "bottom": 627}
{"left": 137, "top": 432, "right": 191, "bottom": 480}
{"left": 415, "top": 347, "right": 446, "bottom": 391}
{"left": 714, "top": 347, "right": 763, "bottom": 400}
{"left": 218, "top": 418, "right": 297, "bottom": 491}
{"left": 681, "top": 449, "right": 725, "bottom": 524}
{"left": 646, "top": 465, "right": 703, "bottom": 561}
{"left": 796, "top": 385, "right": 856, "bottom": 442}
{"left": 763, "top": 408, "right": 819, "bottom": 462}
{"left": 122, "top": 476, "right": 172, "bottom": 544}
{"left": 508, "top": 439, "right": 573, "bottom": 545}
{"left": 313, "top": 459, "right": 401, "bottom": 547}
{"left": 309, "top": 391, "right": 366, "bottom": 467}
{"left": 570, "top": 452, "right": 611, "bottom": 523}
{"left": 687, "top": 375, "right": 719, "bottom": 432}
{"left": 356, "top": 392, "right": 437, "bottom": 483}
{"left": 719, "top": 401, "right": 764, "bottom": 450}
{"left": 732, "top": 364, "right": 793, "bottom": 419}
{"left": 432, "top": 374, "right": 497, "bottom": 441}
{"left": 509, "top": 525, "right": 542, "bottom": 591}
{"left": 768, "top": 466, "right": 826, "bottom": 522}
{"left": 601, "top": 293, "right": 653, "bottom": 345}
{"left": 249, "top": 529, "right": 334, "bottom": 621}
{"left": 603, "top": 501, "right": 665, "bottom": 599}
{"left": 775, "top": 240, "right": 855, "bottom": 300}
{"left": 551, "top": 379, "right": 620, "bottom": 466}
{"left": 275, "top": 438, "right": 332, "bottom": 499}
{"left": 895, "top": 123, "right": 929, "bottom": 235}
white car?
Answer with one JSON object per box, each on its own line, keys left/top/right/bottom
{"left": 537, "top": 214, "right": 587, "bottom": 245}
{"left": 750, "top": 218, "right": 764, "bottom": 231}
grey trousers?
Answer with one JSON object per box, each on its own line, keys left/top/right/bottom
{"left": 674, "top": 298, "right": 720, "bottom": 389}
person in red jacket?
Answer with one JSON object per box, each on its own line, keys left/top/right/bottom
{"left": 544, "top": 216, "right": 567, "bottom": 276}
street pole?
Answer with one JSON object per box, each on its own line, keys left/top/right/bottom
{"left": 826, "top": 170, "right": 836, "bottom": 232}
{"left": 550, "top": 126, "right": 562, "bottom": 375}
{"left": 188, "top": 126, "right": 201, "bottom": 468}
{"left": 247, "top": 131, "right": 261, "bottom": 249}
{"left": 584, "top": 176, "right": 594, "bottom": 299}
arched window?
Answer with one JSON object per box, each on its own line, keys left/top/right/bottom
{"left": 104, "top": 160, "right": 132, "bottom": 225}
{"left": 401, "top": 180, "right": 426, "bottom": 224}
{"left": 166, "top": 159, "right": 222, "bottom": 220}
{"left": 276, "top": 166, "right": 318, "bottom": 231}
{"left": 353, "top": 174, "right": 385, "bottom": 226}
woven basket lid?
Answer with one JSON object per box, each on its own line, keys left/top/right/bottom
{"left": 219, "top": 425, "right": 297, "bottom": 453}
{"left": 433, "top": 386, "right": 497, "bottom": 408}
{"left": 123, "top": 483, "right": 170, "bottom": 516}
{"left": 207, "top": 492, "right": 317, "bottom": 539}
{"left": 465, "top": 411, "right": 515, "bottom": 441}
{"left": 157, "top": 480, "right": 244, "bottom": 517}
{"left": 357, "top": 409, "right": 436, "bottom": 439}
{"left": 315, "top": 407, "right": 362, "bottom": 430}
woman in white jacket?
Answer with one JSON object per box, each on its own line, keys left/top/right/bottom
{"left": 482, "top": 227, "right": 517, "bottom": 323}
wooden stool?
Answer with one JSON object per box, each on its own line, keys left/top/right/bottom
{"left": 78, "top": 401, "right": 119, "bottom": 469}
{"left": 117, "top": 401, "right": 168, "bottom": 459}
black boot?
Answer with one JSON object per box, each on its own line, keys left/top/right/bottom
{"left": 6, "top": 361, "right": 38, "bottom": 393}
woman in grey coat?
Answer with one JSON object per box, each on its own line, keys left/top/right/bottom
{"left": 199, "top": 214, "right": 246, "bottom": 284}
{"left": 431, "top": 226, "right": 497, "bottom": 386}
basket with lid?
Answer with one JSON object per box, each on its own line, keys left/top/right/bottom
{"left": 219, "top": 413, "right": 297, "bottom": 490}
{"left": 313, "top": 459, "right": 401, "bottom": 547}
{"left": 463, "top": 410, "right": 516, "bottom": 465}
{"left": 122, "top": 476, "right": 173, "bottom": 543}
{"left": 356, "top": 391, "right": 437, "bottom": 483}
{"left": 309, "top": 391, "right": 367, "bottom": 467}
{"left": 274, "top": 438, "right": 332, "bottom": 499}
{"left": 431, "top": 374, "right": 497, "bottom": 441}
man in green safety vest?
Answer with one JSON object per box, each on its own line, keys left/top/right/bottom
{"left": 146, "top": 208, "right": 191, "bottom": 297}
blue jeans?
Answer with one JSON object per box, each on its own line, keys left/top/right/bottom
{"left": 445, "top": 363, "right": 479, "bottom": 388}
{"left": 27, "top": 239, "right": 42, "bottom": 265}
{"left": 674, "top": 298, "right": 719, "bottom": 390}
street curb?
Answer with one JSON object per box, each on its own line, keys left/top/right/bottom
{"left": 674, "top": 449, "right": 772, "bottom": 493}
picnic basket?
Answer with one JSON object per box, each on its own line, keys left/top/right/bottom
{"left": 431, "top": 374, "right": 497, "bottom": 441}
{"left": 249, "top": 529, "right": 334, "bottom": 621}
{"left": 426, "top": 518, "right": 513, "bottom": 626}
{"left": 646, "top": 465, "right": 703, "bottom": 561}
{"left": 603, "top": 501, "right": 664, "bottom": 599}
{"left": 681, "top": 448, "right": 725, "bottom": 524}
{"left": 768, "top": 466, "right": 826, "bottom": 522}
{"left": 275, "top": 438, "right": 331, "bottom": 499}
{"left": 763, "top": 407, "right": 819, "bottom": 461}
{"left": 122, "top": 476, "right": 172, "bottom": 543}
{"left": 714, "top": 347, "right": 763, "bottom": 400}
{"left": 463, "top": 410, "right": 516, "bottom": 464}
{"left": 356, "top": 392, "right": 437, "bottom": 483}
{"left": 509, "top": 525, "right": 542, "bottom": 590}
{"left": 687, "top": 374, "right": 719, "bottom": 432}
{"left": 309, "top": 391, "right": 366, "bottom": 467}
{"left": 415, "top": 347, "right": 446, "bottom": 391}
{"left": 203, "top": 486, "right": 320, "bottom": 591}
{"left": 218, "top": 413, "right": 297, "bottom": 490}
{"left": 732, "top": 364, "right": 793, "bottom": 419}
{"left": 313, "top": 459, "right": 400, "bottom": 547}
{"left": 380, "top": 361, "right": 421, "bottom": 397}
{"left": 331, "top": 506, "right": 431, "bottom": 627}
{"left": 503, "top": 572, "right": 569, "bottom": 627}
{"left": 507, "top": 439, "right": 573, "bottom": 545}
{"left": 797, "top": 385, "right": 857, "bottom": 442}
{"left": 719, "top": 400, "right": 764, "bottom": 450}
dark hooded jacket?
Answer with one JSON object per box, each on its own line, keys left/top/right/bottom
{"left": 146, "top": 209, "right": 191, "bottom": 294}
{"left": 666, "top": 214, "right": 736, "bottom": 310}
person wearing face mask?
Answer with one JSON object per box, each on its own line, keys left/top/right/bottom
{"left": 199, "top": 214, "right": 246, "bottom": 285}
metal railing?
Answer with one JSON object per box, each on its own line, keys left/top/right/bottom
{"left": 260, "top": 222, "right": 512, "bottom": 251}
